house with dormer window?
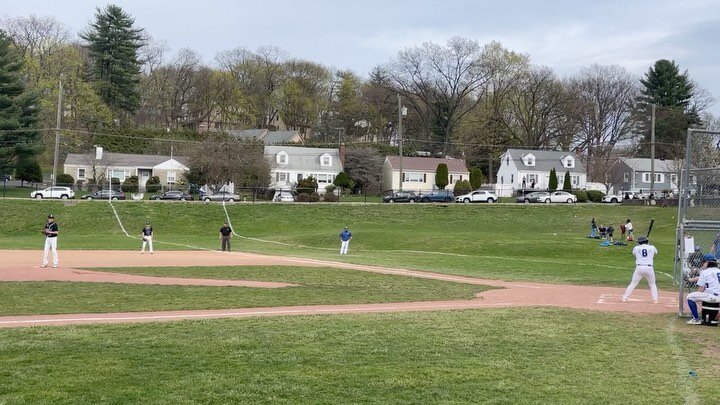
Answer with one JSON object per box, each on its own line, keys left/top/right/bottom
{"left": 264, "top": 145, "right": 344, "bottom": 193}
{"left": 495, "top": 149, "right": 587, "bottom": 196}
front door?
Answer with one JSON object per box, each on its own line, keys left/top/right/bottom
{"left": 138, "top": 170, "right": 151, "bottom": 188}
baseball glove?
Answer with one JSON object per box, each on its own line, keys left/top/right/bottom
{"left": 40, "top": 228, "right": 47, "bottom": 235}
{"left": 142, "top": 237, "right": 148, "bottom": 242}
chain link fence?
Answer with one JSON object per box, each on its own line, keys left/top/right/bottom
{"left": 674, "top": 128, "right": 720, "bottom": 315}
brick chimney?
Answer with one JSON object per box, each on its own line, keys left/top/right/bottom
{"left": 339, "top": 143, "right": 346, "bottom": 164}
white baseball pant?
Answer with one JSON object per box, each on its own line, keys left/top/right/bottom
{"left": 141, "top": 235, "right": 154, "bottom": 253}
{"left": 340, "top": 240, "right": 350, "bottom": 255}
{"left": 623, "top": 265, "right": 658, "bottom": 301}
{"left": 42, "top": 237, "right": 59, "bottom": 267}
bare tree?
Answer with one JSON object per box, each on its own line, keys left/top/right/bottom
{"left": 216, "top": 46, "right": 287, "bottom": 128}
{"left": 384, "top": 37, "right": 496, "bottom": 155}
{"left": 495, "top": 65, "right": 568, "bottom": 148}
{"left": 188, "top": 137, "right": 270, "bottom": 192}
{"left": 1, "top": 15, "right": 69, "bottom": 62}
{"left": 569, "top": 65, "right": 638, "bottom": 181}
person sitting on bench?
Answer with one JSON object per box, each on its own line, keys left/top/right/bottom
{"left": 686, "top": 254, "right": 720, "bottom": 325}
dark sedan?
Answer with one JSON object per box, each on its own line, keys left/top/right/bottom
{"left": 383, "top": 191, "right": 418, "bottom": 203}
{"left": 150, "top": 190, "right": 193, "bottom": 201}
{"left": 81, "top": 189, "right": 126, "bottom": 200}
{"left": 516, "top": 191, "right": 549, "bottom": 203}
{"left": 418, "top": 190, "right": 454, "bottom": 203}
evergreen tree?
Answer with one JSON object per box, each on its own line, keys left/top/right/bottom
{"left": 81, "top": 5, "right": 145, "bottom": 117}
{"left": 469, "top": 167, "right": 485, "bottom": 189}
{"left": 15, "top": 157, "right": 42, "bottom": 185}
{"left": 333, "top": 171, "right": 354, "bottom": 190}
{"left": 635, "top": 59, "right": 699, "bottom": 159}
{"left": 435, "top": 163, "right": 449, "bottom": 189}
{"left": 548, "top": 167, "right": 558, "bottom": 191}
{"left": 563, "top": 171, "right": 572, "bottom": 191}
{"left": 0, "top": 31, "right": 41, "bottom": 174}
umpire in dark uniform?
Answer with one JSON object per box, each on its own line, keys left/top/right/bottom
{"left": 219, "top": 221, "right": 233, "bottom": 252}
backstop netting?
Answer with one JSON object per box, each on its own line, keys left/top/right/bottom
{"left": 674, "top": 129, "right": 720, "bottom": 315}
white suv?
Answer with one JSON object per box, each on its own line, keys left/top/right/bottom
{"left": 30, "top": 186, "right": 75, "bottom": 199}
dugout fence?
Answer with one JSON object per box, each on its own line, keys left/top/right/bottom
{"left": 674, "top": 128, "right": 720, "bottom": 316}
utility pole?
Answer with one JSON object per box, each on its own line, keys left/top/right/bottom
{"left": 397, "top": 93, "right": 403, "bottom": 192}
{"left": 52, "top": 76, "right": 63, "bottom": 186}
{"left": 650, "top": 104, "right": 656, "bottom": 197}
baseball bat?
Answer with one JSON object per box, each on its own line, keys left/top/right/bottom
{"left": 646, "top": 218, "right": 655, "bottom": 238}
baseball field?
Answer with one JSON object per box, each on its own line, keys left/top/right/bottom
{"left": 0, "top": 199, "right": 718, "bottom": 403}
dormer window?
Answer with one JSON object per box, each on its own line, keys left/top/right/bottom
{"left": 276, "top": 152, "right": 288, "bottom": 164}
{"left": 564, "top": 156, "right": 575, "bottom": 168}
{"left": 320, "top": 154, "right": 332, "bottom": 167}
{"left": 524, "top": 154, "right": 535, "bottom": 166}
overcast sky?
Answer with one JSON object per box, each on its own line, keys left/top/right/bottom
{"left": 3, "top": 0, "right": 720, "bottom": 115}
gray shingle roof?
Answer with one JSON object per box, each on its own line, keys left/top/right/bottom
{"left": 385, "top": 156, "right": 469, "bottom": 173}
{"left": 264, "top": 146, "right": 342, "bottom": 172}
{"left": 506, "top": 149, "right": 586, "bottom": 173}
{"left": 620, "top": 158, "right": 678, "bottom": 172}
{"left": 227, "top": 129, "right": 300, "bottom": 144}
{"left": 64, "top": 153, "right": 189, "bottom": 168}
{"left": 227, "top": 129, "right": 268, "bottom": 141}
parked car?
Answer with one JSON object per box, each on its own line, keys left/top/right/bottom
{"left": 383, "top": 191, "right": 418, "bottom": 203}
{"left": 81, "top": 189, "right": 126, "bottom": 200}
{"left": 516, "top": 191, "right": 550, "bottom": 203}
{"left": 201, "top": 191, "right": 240, "bottom": 202}
{"left": 543, "top": 191, "right": 577, "bottom": 204}
{"left": 601, "top": 194, "right": 622, "bottom": 203}
{"left": 150, "top": 190, "right": 193, "bottom": 201}
{"left": 273, "top": 191, "right": 295, "bottom": 202}
{"left": 418, "top": 189, "right": 454, "bottom": 203}
{"left": 455, "top": 190, "right": 497, "bottom": 203}
{"left": 30, "top": 186, "right": 75, "bottom": 200}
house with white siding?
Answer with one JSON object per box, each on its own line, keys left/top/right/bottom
{"left": 495, "top": 149, "right": 587, "bottom": 196}
{"left": 381, "top": 156, "right": 470, "bottom": 193}
{"left": 264, "top": 145, "right": 343, "bottom": 193}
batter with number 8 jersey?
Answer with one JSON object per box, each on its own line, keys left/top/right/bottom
{"left": 622, "top": 236, "right": 659, "bottom": 303}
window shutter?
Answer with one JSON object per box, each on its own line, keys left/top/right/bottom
{"left": 423, "top": 173, "right": 427, "bottom": 182}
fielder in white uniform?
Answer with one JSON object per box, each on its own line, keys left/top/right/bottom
{"left": 686, "top": 254, "right": 720, "bottom": 324}
{"left": 622, "top": 236, "right": 658, "bottom": 303}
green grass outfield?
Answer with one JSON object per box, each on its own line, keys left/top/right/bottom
{"left": 0, "top": 309, "right": 717, "bottom": 404}
{"left": 1, "top": 201, "right": 714, "bottom": 404}
{"left": 0, "top": 199, "right": 679, "bottom": 287}
{"left": 1, "top": 266, "right": 485, "bottom": 316}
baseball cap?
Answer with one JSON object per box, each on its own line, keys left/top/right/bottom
{"left": 47, "top": 214, "right": 54, "bottom": 219}
{"left": 702, "top": 253, "right": 717, "bottom": 262}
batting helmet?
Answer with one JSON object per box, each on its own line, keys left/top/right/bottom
{"left": 637, "top": 236, "right": 648, "bottom": 245}
{"left": 702, "top": 253, "right": 717, "bottom": 263}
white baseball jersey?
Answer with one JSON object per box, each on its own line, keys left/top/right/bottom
{"left": 632, "top": 244, "right": 657, "bottom": 266}
{"left": 697, "top": 266, "right": 720, "bottom": 294}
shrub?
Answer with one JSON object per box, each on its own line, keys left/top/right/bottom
{"left": 563, "top": 171, "right": 572, "bottom": 191}
{"left": 145, "top": 176, "right": 161, "bottom": 193}
{"left": 469, "top": 167, "right": 485, "bottom": 189}
{"left": 56, "top": 173, "right": 74, "bottom": 186}
{"left": 548, "top": 168, "right": 558, "bottom": 191}
{"left": 15, "top": 158, "right": 43, "bottom": 185}
{"left": 453, "top": 179, "right": 472, "bottom": 195}
{"left": 323, "top": 192, "right": 338, "bottom": 202}
{"left": 295, "top": 192, "right": 320, "bottom": 202}
{"left": 573, "top": 189, "right": 588, "bottom": 203}
{"left": 297, "top": 176, "right": 318, "bottom": 194}
{"left": 122, "top": 175, "right": 139, "bottom": 193}
{"left": 435, "top": 163, "right": 449, "bottom": 189}
{"left": 586, "top": 190, "right": 605, "bottom": 203}
{"left": 325, "top": 184, "right": 337, "bottom": 194}
{"left": 333, "top": 172, "right": 354, "bottom": 190}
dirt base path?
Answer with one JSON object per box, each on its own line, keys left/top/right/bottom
{"left": 0, "top": 250, "right": 680, "bottom": 328}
